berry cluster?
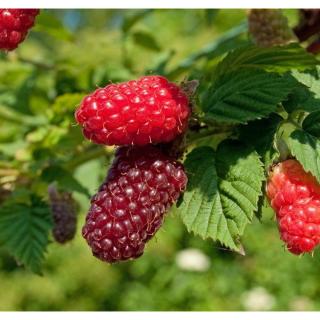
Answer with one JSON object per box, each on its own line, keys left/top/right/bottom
{"left": 82, "top": 146, "right": 187, "bottom": 263}
{"left": 2, "top": 9, "right": 318, "bottom": 263}
{"left": 267, "top": 159, "right": 320, "bottom": 255}
{"left": 0, "top": 9, "right": 39, "bottom": 51}
{"left": 248, "top": 9, "right": 296, "bottom": 47}
{"left": 78, "top": 75, "right": 190, "bottom": 263}
{"left": 75, "top": 75, "right": 190, "bottom": 146}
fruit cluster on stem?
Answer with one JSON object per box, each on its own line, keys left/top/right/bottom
{"left": 77, "top": 75, "right": 190, "bottom": 263}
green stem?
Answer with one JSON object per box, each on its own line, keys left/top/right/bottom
{"left": 287, "top": 111, "right": 304, "bottom": 128}
{"left": 18, "top": 57, "right": 54, "bottom": 70}
{"left": 0, "top": 106, "right": 46, "bottom": 126}
{"left": 7, "top": 51, "right": 54, "bottom": 70}
{"left": 297, "top": 111, "right": 307, "bottom": 126}
{"left": 274, "top": 119, "right": 300, "bottom": 161}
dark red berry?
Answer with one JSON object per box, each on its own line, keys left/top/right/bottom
{"left": 48, "top": 185, "right": 77, "bottom": 244}
{"left": 75, "top": 75, "right": 190, "bottom": 146}
{"left": 294, "top": 9, "right": 320, "bottom": 42}
{"left": 82, "top": 145, "right": 188, "bottom": 263}
{"left": 0, "top": 9, "right": 39, "bottom": 51}
{"left": 307, "top": 38, "right": 320, "bottom": 54}
{"left": 266, "top": 159, "right": 320, "bottom": 255}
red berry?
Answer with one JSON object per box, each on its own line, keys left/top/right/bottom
{"left": 0, "top": 9, "right": 39, "bottom": 51}
{"left": 82, "top": 145, "right": 188, "bottom": 263}
{"left": 266, "top": 159, "right": 320, "bottom": 254}
{"left": 75, "top": 75, "right": 190, "bottom": 146}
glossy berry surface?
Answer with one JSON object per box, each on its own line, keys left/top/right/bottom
{"left": 0, "top": 9, "right": 39, "bottom": 51}
{"left": 267, "top": 159, "right": 320, "bottom": 255}
{"left": 75, "top": 75, "right": 190, "bottom": 146}
{"left": 82, "top": 146, "right": 188, "bottom": 263}
{"left": 248, "top": 9, "right": 295, "bottom": 47}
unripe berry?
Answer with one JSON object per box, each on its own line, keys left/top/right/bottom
{"left": 248, "top": 9, "right": 296, "bottom": 47}
{"left": 82, "top": 145, "right": 188, "bottom": 263}
{"left": 48, "top": 186, "right": 77, "bottom": 244}
{"left": 75, "top": 75, "right": 190, "bottom": 146}
{"left": 267, "top": 159, "right": 320, "bottom": 254}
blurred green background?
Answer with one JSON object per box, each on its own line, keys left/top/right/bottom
{"left": 1, "top": 9, "right": 319, "bottom": 311}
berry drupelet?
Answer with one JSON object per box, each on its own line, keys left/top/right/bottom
{"left": 82, "top": 145, "right": 188, "bottom": 263}
{"left": 0, "top": 9, "right": 39, "bottom": 51}
{"left": 267, "top": 159, "right": 320, "bottom": 255}
{"left": 75, "top": 75, "right": 190, "bottom": 146}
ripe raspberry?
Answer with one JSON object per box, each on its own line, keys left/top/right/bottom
{"left": 266, "top": 159, "right": 320, "bottom": 254}
{"left": 75, "top": 75, "right": 190, "bottom": 146}
{"left": 0, "top": 9, "right": 39, "bottom": 51}
{"left": 82, "top": 145, "right": 188, "bottom": 263}
{"left": 248, "top": 9, "right": 296, "bottom": 47}
{"left": 48, "top": 186, "right": 77, "bottom": 244}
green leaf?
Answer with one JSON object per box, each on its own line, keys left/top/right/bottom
{"left": 202, "top": 70, "right": 297, "bottom": 124}
{"left": 52, "top": 93, "right": 84, "bottom": 114}
{"left": 0, "top": 197, "right": 52, "bottom": 273}
{"left": 282, "top": 68, "right": 320, "bottom": 113}
{"left": 287, "top": 129, "right": 320, "bottom": 183}
{"left": 122, "top": 9, "right": 153, "bottom": 33}
{"left": 11, "top": 71, "right": 37, "bottom": 115}
{"left": 204, "top": 9, "right": 219, "bottom": 25}
{"left": 177, "top": 141, "right": 264, "bottom": 252}
{"left": 50, "top": 93, "right": 84, "bottom": 125}
{"left": 0, "top": 104, "right": 46, "bottom": 127}
{"left": 282, "top": 81, "right": 320, "bottom": 113}
{"left": 132, "top": 30, "right": 161, "bottom": 51}
{"left": 303, "top": 111, "right": 320, "bottom": 137}
{"left": 168, "top": 22, "right": 247, "bottom": 78}
{"left": 291, "top": 68, "right": 320, "bottom": 99}
{"left": 213, "top": 44, "right": 317, "bottom": 80}
{"left": 146, "top": 50, "right": 175, "bottom": 75}
{"left": 239, "top": 113, "right": 283, "bottom": 168}
{"left": 34, "top": 11, "right": 73, "bottom": 41}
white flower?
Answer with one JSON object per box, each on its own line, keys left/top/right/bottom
{"left": 175, "top": 248, "right": 211, "bottom": 272}
{"left": 242, "top": 287, "right": 275, "bottom": 311}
